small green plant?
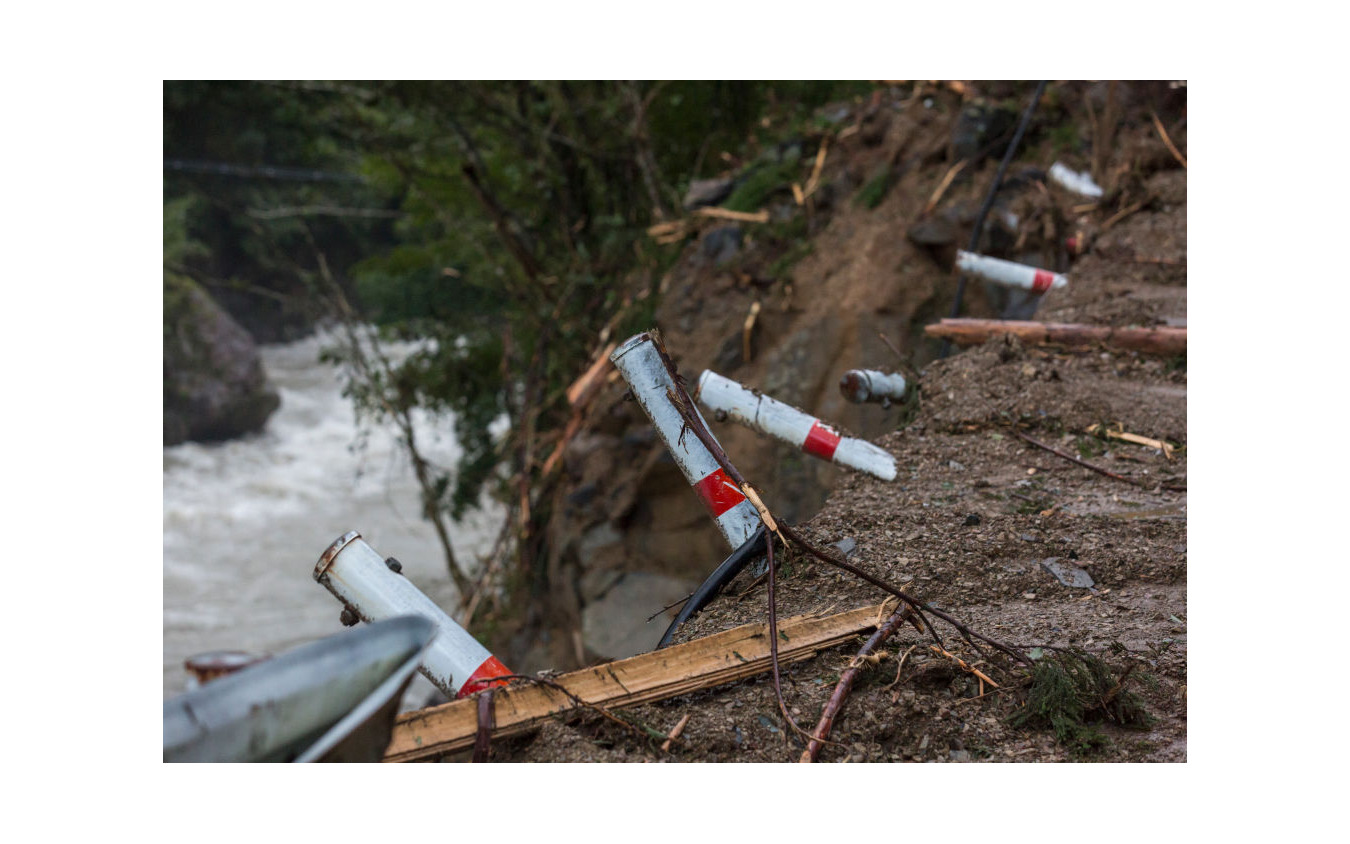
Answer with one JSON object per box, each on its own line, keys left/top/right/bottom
{"left": 723, "top": 157, "right": 801, "bottom": 212}
{"left": 1008, "top": 649, "right": 1153, "bottom": 757}
{"left": 855, "top": 164, "right": 893, "bottom": 209}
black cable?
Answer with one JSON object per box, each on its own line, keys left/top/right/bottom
{"left": 656, "top": 525, "right": 767, "bottom": 649}
{"left": 939, "top": 80, "right": 1048, "bottom": 359}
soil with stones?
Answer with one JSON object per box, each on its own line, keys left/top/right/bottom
{"left": 464, "top": 81, "right": 1186, "bottom": 763}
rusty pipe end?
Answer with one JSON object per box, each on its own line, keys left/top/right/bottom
{"left": 610, "top": 331, "right": 655, "bottom": 364}
{"left": 839, "top": 371, "right": 870, "bottom": 404}
{"left": 315, "top": 530, "right": 362, "bottom": 581}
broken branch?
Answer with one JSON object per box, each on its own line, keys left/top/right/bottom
{"left": 802, "top": 603, "right": 916, "bottom": 762}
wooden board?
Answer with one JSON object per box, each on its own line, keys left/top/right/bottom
{"left": 385, "top": 603, "right": 886, "bottom": 761}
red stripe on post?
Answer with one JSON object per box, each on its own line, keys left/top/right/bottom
{"left": 1031, "top": 270, "right": 1056, "bottom": 294}
{"left": 802, "top": 421, "right": 841, "bottom": 460}
{"left": 692, "top": 467, "right": 747, "bottom": 518}
{"left": 457, "top": 655, "right": 511, "bottom": 698}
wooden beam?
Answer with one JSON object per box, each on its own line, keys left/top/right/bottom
{"left": 385, "top": 603, "right": 887, "bottom": 761}
{"left": 924, "top": 318, "right": 1186, "bottom": 356}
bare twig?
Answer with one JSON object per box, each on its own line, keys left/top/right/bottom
{"left": 492, "top": 674, "right": 663, "bottom": 744}
{"left": 930, "top": 645, "right": 999, "bottom": 687}
{"left": 1150, "top": 110, "right": 1187, "bottom": 169}
{"left": 1101, "top": 197, "right": 1149, "bottom": 232}
{"left": 660, "top": 714, "right": 692, "bottom": 752}
{"left": 886, "top": 644, "right": 920, "bottom": 691}
{"left": 1012, "top": 428, "right": 1149, "bottom": 489}
{"left": 766, "top": 536, "right": 813, "bottom": 743}
{"left": 472, "top": 688, "right": 496, "bottom": 763}
{"left": 922, "top": 160, "right": 967, "bottom": 216}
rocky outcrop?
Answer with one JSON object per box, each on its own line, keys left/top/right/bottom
{"left": 164, "top": 274, "right": 280, "bottom": 445}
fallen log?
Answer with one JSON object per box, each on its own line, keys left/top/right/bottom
{"left": 385, "top": 602, "right": 887, "bottom": 761}
{"left": 925, "top": 318, "right": 1186, "bottom": 356}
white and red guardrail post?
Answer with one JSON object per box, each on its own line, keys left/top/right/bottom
{"left": 955, "top": 250, "right": 1068, "bottom": 295}
{"left": 314, "top": 531, "right": 510, "bottom": 699}
{"left": 696, "top": 370, "right": 897, "bottom": 482}
{"left": 839, "top": 369, "right": 907, "bottom": 406}
{"left": 610, "top": 333, "right": 762, "bottom": 550}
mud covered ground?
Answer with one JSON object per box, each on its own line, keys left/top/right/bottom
{"left": 463, "top": 82, "right": 1187, "bottom": 763}
{"left": 482, "top": 334, "right": 1187, "bottom": 762}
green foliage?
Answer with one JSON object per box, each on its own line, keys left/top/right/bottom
{"left": 163, "top": 80, "right": 880, "bottom": 547}
{"left": 1009, "top": 649, "right": 1153, "bottom": 757}
{"left": 855, "top": 164, "right": 894, "bottom": 209}
{"left": 723, "top": 156, "right": 801, "bottom": 213}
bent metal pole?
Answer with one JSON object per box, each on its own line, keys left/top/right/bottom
{"left": 955, "top": 250, "right": 1068, "bottom": 294}
{"left": 610, "top": 333, "right": 762, "bottom": 549}
{"left": 697, "top": 370, "right": 897, "bottom": 482}
{"left": 314, "top": 531, "right": 509, "bottom": 699}
{"left": 839, "top": 369, "right": 907, "bottom": 406}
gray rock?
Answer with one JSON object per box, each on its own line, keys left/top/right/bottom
{"left": 1041, "top": 557, "right": 1096, "bottom": 589}
{"left": 581, "top": 571, "right": 698, "bottom": 659}
{"left": 164, "top": 274, "right": 279, "bottom": 445}
{"left": 951, "top": 100, "right": 1017, "bottom": 162}
{"left": 699, "top": 225, "right": 743, "bottom": 266}
{"left": 682, "top": 177, "right": 736, "bottom": 210}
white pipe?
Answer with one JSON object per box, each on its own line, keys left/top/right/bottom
{"left": 839, "top": 369, "right": 907, "bottom": 405}
{"left": 955, "top": 250, "right": 1067, "bottom": 294}
{"left": 696, "top": 370, "right": 897, "bottom": 482}
{"left": 1048, "top": 161, "right": 1104, "bottom": 199}
{"left": 610, "top": 333, "right": 762, "bottom": 549}
{"left": 313, "top": 531, "right": 509, "bottom": 699}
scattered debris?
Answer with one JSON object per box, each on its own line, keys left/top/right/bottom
{"left": 697, "top": 369, "right": 898, "bottom": 481}
{"left": 1040, "top": 557, "right": 1096, "bottom": 589}
{"left": 314, "top": 531, "right": 511, "bottom": 699}
{"left": 1048, "top": 161, "right": 1104, "bottom": 199}
{"left": 801, "top": 603, "right": 915, "bottom": 762}
{"left": 831, "top": 536, "right": 858, "bottom": 559}
{"left": 955, "top": 250, "right": 1068, "bottom": 294}
{"left": 1087, "top": 422, "right": 1177, "bottom": 460}
{"left": 385, "top": 603, "right": 893, "bottom": 761}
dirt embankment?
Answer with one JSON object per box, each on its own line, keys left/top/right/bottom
{"left": 482, "top": 81, "right": 1186, "bottom": 762}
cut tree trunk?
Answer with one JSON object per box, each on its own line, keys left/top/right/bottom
{"left": 925, "top": 318, "right": 1186, "bottom": 356}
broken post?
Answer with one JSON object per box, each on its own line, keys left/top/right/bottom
{"left": 696, "top": 370, "right": 897, "bottom": 482}
{"left": 955, "top": 250, "right": 1068, "bottom": 294}
{"left": 314, "top": 531, "right": 510, "bottom": 699}
{"left": 839, "top": 369, "right": 907, "bottom": 406}
{"left": 610, "top": 333, "right": 763, "bottom": 549}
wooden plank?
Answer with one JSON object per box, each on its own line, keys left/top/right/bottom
{"left": 385, "top": 603, "right": 886, "bottom": 761}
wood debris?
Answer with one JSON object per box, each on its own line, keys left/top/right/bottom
{"left": 1087, "top": 422, "right": 1176, "bottom": 460}
{"left": 385, "top": 603, "right": 890, "bottom": 761}
{"left": 924, "top": 318, "right": 1186, "bottom": 357}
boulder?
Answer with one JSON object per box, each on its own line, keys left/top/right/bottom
{"left": 164, "top": 274, "right": 280, "bottom": 445}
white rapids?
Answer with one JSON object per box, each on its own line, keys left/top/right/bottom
{"left": 162, "top": 329, "right": 504, "bottom": 703}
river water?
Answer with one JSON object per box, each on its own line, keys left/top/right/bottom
{"left": 162, "top": 330, "right": 503, "bottom": 701}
